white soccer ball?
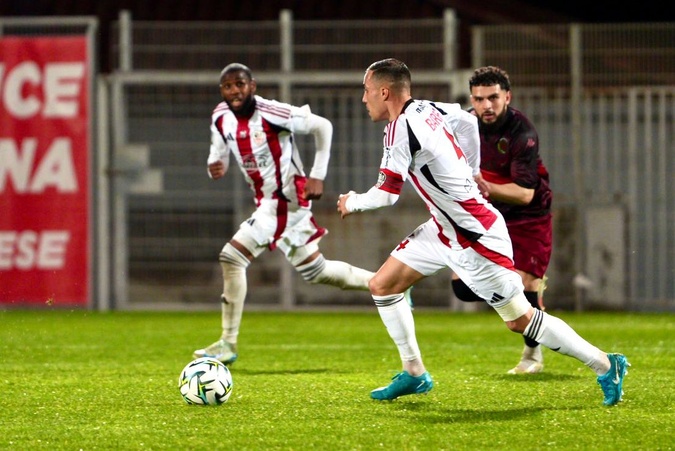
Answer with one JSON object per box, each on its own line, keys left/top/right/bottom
{"left": 178, "top": 357, "right": 233, "bottom": 405}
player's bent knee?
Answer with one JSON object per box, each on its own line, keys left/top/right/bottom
{"left": 295, "top": 254, "right": 327, "bottom": 284}
{"left": 451, "top": 279, "right": 485, "bottom": 302}
{"left": 493, "top": 292, "right": 531, "bottom": 324}
{"left": 505, "top": 317, "right": 529, "bottom": 333}
{"left": 219, "top": 243, "right": 251, "bottom": 269}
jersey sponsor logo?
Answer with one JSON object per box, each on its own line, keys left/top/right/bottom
{"left": 241, "top": 154, "right": 270, "bottom": 172}
{"left": 238, "top": 130, "right": 248, "bottom": 139}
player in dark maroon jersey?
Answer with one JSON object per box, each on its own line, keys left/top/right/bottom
{"left": 452, "top": 66, "right": 553, "bottom": 374}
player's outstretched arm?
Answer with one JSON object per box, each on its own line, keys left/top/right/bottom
{"left": 337, "top": 187, "right": 399, "bottom": 219}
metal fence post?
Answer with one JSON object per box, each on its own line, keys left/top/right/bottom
{"left": 119, "top": 10, "right": 132, "bottom": 71}
{"left": 279, "top": 8, "right": 294, "bottom": 309}
{"left": 570, "top": 23, "right": 586, "bottom": 312}
{"left": 443, "top": 9, "right": 457, "bottom": 71}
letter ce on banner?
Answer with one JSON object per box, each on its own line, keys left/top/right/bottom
{"left": 0, "top": 36, "right": 90, "bottom": 307}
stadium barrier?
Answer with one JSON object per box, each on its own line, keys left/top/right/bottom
{"left": 2, "top": 13, "right": 674, "bottom": 312}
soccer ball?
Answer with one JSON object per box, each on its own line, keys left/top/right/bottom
{"left": 178, "top": 357, "right": 233, "bottom": 405}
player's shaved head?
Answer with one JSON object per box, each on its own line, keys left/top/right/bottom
{"left": 366, "top": 58, "right": 411, "bottom": 93}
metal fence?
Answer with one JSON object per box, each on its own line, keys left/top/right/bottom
{"left": 106, "top": 72, "right": 461, "bottom": 311}
{"left": 102, "top": 11, "right": 675, "bottom": 312}
{"left": 472, "top": 23, "right": 675, "bottom": 312}
{"left": 472, "top": 23, "right": 675, "bottom": 88}
{"left": 6, "top": 13, "right": 673, "bottom": 312}
{"left": 106, "top": 9, "right": 469, "bottom": 311}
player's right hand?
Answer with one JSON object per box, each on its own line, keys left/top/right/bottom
{"left": 337, "top": 191, "right": 355, "bottom": 219}
{"left": 208, "top": 160, "right": 226, "bottom": 179}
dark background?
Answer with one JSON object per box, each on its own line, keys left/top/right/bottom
{"left": 1, "top": 0, "right": 668, "bottom": 72}
{"left": 1, "top": 0, "right": 665, "bottom": 22}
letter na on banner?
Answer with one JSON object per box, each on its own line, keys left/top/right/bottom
{"left": 0, "top": 137, "right": 78, "bottom": 193}
{"left": 0, "top": 36, "right": 91, "bottom": 307}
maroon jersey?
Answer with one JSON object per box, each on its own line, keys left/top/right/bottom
{"left": 478, "top": 107, "right": 552, "bottom": 221}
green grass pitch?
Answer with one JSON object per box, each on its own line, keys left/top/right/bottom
{"left": 1, "top": 309, "right": 673, "bottom": 450}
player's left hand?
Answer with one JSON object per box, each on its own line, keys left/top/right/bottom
{"left": 304, "top": 178, "right": 324, "bottom": 200}
{"left": 474, "top": 173, "right": 491, "bottom": 199}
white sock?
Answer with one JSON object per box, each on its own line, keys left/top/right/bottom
{"left": 219, "top": 247, "right": 250, "bottom": 344}
{"left": 322, "top": 259, "right": 374, "bottom": 290}
{"left": 524, "top": 309, "right": 609, "bottom": 375}
{"left": 297, "top": 256, "right": 374, "bottom": 290}
{"left": 374, "top": 294, "right": 425, "bottom": 375}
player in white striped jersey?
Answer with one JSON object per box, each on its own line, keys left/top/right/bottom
{"left": 194, "top": 63, "right": 375, "bottom": 365}
{"left": 337, "top": 58, "right": 628, "bottom": 405}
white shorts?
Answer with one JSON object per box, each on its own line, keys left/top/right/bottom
{"left": 230, "top": 198, "right": 326, "bottom": 260}
{"left": 391, "top": 219, "right": 524, "bottom": 309}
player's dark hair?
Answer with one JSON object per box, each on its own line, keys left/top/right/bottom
{"left": 220, "top": 63, "right": 253, "bottom": 82}
{"left": 367, "top": 58, "right": 411, "bottom": 91}
{"left": 469, "top": 66, "right": 511, "bottom": 91}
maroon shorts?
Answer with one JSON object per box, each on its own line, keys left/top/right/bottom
{"left": 506, "top": 213, "right": 552, "bottom": 279}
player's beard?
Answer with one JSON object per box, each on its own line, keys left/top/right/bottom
{"left": 229, "top": 96, "right": 257, "bottom": 118}
{"left": 480, "top": 108, "right": 508, "bottom": 133}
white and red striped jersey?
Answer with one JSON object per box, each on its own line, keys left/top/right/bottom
{"left": 208, "top": 96, "right": 330, "bottom": 207}
{"left": 432, "top": 101, "right": 481, "bottom": 177}
{"left": 347, "top": 99, "right": 503, "bottom": 250}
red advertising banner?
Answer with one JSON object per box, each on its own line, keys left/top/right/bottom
{"left": 0, "top": 36, "right": 90, "bottom": 307}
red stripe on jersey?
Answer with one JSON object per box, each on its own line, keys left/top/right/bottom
{"left": 294, "top": 174, "right": 309, "bottom": 207}
{"left": 410, "top": 171, "right": 469, "bottom": 249}
{"left": 444, "top": 128, "right": 466, "bottom": 161}
{"left": 481, "top": 169, "right": 512, "bottom": 184}
{"left": 409, "top": 170, "right": 492, "bottom": 247}
{"left": 432, "top": 217, "right": 453, "bottom": 248}
{"left": 213, "top": 101, "right": 229, "bottom": 115}
{"left": 458, "top": 197, "right": 498, "bottom": 230}
{"left": 379, "top": 168, "right": 404, "bottom": 195}
{"left": 307, "top": 216, "right": 327, "bottom": 243}
{"left": 408, "top": 170, "right": 436, "bottom": 208}
{"left": 258, "top": 101, "right": 292, "bottom": 119}
{"left": 236, "top": 116, "right": 265, "bottom": 205}
{"left": 269, "top": 199, "right": 288, "bottom": 250}
{"left": 385, "top": 120, "right": 397, "bottom": 147}
{"left": 262, "top": 118, "right": 285, "bottom": 199}
{"left": 407, "top": 171, "right": 468, "bottom": 244}
{"left": 470, "top": 239, "right": 516, "bottom": 271}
